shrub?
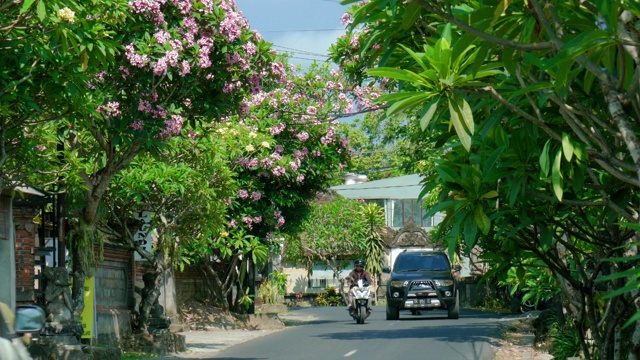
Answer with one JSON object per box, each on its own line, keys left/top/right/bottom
{"left": 315, "top": 286, "right": 343, "bottom": 306}
{"left": 258, "top": 271, "right": 288, "bottom": 304}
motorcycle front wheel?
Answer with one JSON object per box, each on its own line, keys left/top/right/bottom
{"left": 357, "top": 305, "right": 366, "bottom": 324}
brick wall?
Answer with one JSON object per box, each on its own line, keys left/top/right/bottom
{"left": 14, "top": 206, "right": 39, "bottom": 302}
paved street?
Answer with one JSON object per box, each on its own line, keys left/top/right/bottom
{"left": 156, "top": 306, "right": 506, "bottom": 360}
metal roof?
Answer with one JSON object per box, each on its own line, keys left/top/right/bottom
{"left": 331, "top": 174, "right": 424, "bottom": 200}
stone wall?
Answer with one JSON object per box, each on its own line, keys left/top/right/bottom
{"left": 174, "top": 266, "right": 209, "bottom": 305}
{"left": 94, "top": 244, "right": 134, "bottom": 344}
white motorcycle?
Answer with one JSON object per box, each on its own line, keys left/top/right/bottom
{"left": 349, "top": 279, "right": 372, "bottom": 324}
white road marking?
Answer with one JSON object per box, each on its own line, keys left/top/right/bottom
{"left": 344, "top": 350, "right": 358, "bottom": 357}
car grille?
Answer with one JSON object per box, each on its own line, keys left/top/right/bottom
{"left": 410, "top": 281, "right": 434, "bottom": 290}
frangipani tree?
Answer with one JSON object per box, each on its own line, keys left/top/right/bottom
{"left": 180, "top": 60, "right": 383, "bottom": 311}
{"left": 54, "top": 0, "right": 280, "bottom": 318}
{"left": 1, "top": 0, "right": 125, "bottom": 191}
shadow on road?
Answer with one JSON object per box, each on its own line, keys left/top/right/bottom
{"left": 315, "top": 321, "right": 502, "bottom": 344}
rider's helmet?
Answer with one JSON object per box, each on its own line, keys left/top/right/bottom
{"left": 354, "top": 259, "right": 365, "bottom": 268}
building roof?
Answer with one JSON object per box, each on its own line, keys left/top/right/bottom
{"left": 331, "top": 174, "right": 424, "bottom": 200}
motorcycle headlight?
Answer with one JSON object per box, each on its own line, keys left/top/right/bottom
{"left": 434, "top": 279, "right": 454, "bottom": 287}
{"left": 390, "top": 280, "right": 408, "bottom": 288}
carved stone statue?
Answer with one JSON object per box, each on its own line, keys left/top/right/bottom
{"left": 41, "top": 267, "right": 82, "bottom": 340}
{"left": 139, "top": 272, "right": 170, "bottom": 334}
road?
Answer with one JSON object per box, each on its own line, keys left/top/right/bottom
{"left": 211, "top": 306, "right": 502, "bottom": 360}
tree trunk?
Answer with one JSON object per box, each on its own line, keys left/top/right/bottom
{"left": 69, "top": 170, "right": 116, "bottom": 319}
{"left": 138, "top": 270, "right": 163, "bottom": 334}
{"left": 71, "top": 245, "right": 87, "bottom": 319}
{"left": 201, "top": 257, "right": 240, "bottom": 312}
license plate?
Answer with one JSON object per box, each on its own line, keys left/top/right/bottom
{"left": 416, "top": 299, "right": 431, "bottom": 305}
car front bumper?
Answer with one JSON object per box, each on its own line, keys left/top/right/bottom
{"left": 387, "top": 287, "right": 457, "bottom": 309}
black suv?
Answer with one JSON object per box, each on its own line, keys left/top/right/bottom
{"left": 382, "top": 250, "right": 461, "bottom": 320}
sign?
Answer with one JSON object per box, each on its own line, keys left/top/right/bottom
{"left": 133, "top": 211, "right": 154, "bottom": 261}
{"left": 80, "top": 276, "right": 95, "bottom": 339}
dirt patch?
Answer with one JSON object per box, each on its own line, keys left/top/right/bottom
{"left": 178, "top": 299, "right": 285, "bottom": 331}
{"left": 493, "top": 314, "right": 554, "bottom": 360}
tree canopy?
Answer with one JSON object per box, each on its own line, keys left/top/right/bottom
{"left": 332, "top": 0, "right": 640, "bottom": 358}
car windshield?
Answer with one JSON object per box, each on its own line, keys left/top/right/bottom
{"left": 394, "top": 254, "right": 450, "bottom": 272}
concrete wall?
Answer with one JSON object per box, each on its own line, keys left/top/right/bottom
{"left": 0, "top": 195, "right": 15, "bottom": 311}
{"left": 282, "top": 264, "right": 344, "bottom": 295}
{"left": 159, "top": 270, "right": 177, "bottom": 319}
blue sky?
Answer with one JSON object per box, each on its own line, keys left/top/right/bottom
{"left": 235, "top": 0, "right": 349, "bottom": 68}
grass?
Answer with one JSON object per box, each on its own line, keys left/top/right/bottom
{"left": 121, "top": 352, "right": 159, "bottom": 359}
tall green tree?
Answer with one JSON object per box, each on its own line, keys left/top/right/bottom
{"left": 1, "top": 0, "right": 122, "bottom": 191}
{"left": 333, "top": 1, "right": 640, "bottom": 358}
{"left": 284, "top": 196, "right": 368, "bottom": 303}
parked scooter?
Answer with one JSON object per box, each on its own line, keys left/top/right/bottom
{"left": 349, "top": 279, "right": 371, "bottom": 324}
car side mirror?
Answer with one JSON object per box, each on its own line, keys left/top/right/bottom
{"left": 382, "top": 266, "right": 391, "bottom": 274}
{"left": 15, "top": 305, "right": 45, "bottom": 334}
{"left": 452, "top": 264, "right": 462, "bottom": 272}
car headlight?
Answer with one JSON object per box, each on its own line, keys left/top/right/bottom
{"left": 390, "top": 280, "right": 407, "bottom": 288}
{"left": 434, "top": 279, "right": 454, "bottom": 287}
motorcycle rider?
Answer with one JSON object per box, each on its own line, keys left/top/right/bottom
{"left": 347, "top": 260, "right": 373, "bottom": 316}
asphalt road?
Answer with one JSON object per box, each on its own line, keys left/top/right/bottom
{"left": 211, "top": 306, "right": 502, "bottom": 360}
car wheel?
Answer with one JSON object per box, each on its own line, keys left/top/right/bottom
{"left": 386, "top": 303, "right": 399, "bottom": 320}
{"left": 447, "top": 291, "right": 460, "bottom": 319}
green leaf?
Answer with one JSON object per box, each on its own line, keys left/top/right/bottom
{"left": 492, "top": 0, "right": 512, "bottom": 26}
{"left": 398, "top": 44, "right": 428, "bottom": 71}
{"left": 448, "top": 98, "right": 472, "bottom": 151}
{"left": 463, "top": 212, "right": 479, "bottom": 248}
{"left": 572, "top": 141, "right": 586, "bottom": 161}
{"left": 540, "top": 226, "right": 553, "bottom": 251}
{"left": 597, "top": 267, "right": 640, "bottom": 282}
{"left": 37, "top": 1, "right": 46, "bottom": 21}
{"left": 562, "top": 133, "right": 574, "bottom": 162}
{"left": 458, "top": 97, "right": 474, "bottom": 135}
{"left": 516, "top": 266, "right": 526, "bottom": 284}
{"left": 481, "top": 190, "right": 499, "bottom": 199}
{"left": 402, "top": 2, "right": 422, "bottom": 30}
{"left": 552, "top": 149, "right": 563, "bottom": 201}
{"left": 365, "top": 67, "right": 429, "bottom": 86}
{"left": 623, "top": 311, "right": 640, "bottom": 329}
{"left": 474, "top": 206, "right": 491, "bottom": 235}
{"left": 386, "top": 92, "right": 430, "bottom": 117}
{"left": 420, "top": 98, "right": 439, "bottom": 130}
{"left": 539, "top": 140, "right": 551, "bottom": 178}
{"left": 21, "top": 0, "right": 36, "bottom": 13}
{"left": 507, "top": 82, "right": 553, "bottom": 100}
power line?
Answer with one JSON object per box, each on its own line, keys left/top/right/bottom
{"left": 273, "top": 45, "right": 328, "bottom": 58}
{"left": 261, "top": 28, "right": 344, "bottom": 33}
{"left": 289, "top": 55, "right": 331, "bottom": 62}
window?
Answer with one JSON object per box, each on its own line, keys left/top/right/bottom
{"left": 309, "top": 278, "right": 328, "bottom": 288}
{"left": 308, "top": 278, "right": 339, "bottom": 288}
{"left": 394, "top": 254, "right": 450, "bottom": 272}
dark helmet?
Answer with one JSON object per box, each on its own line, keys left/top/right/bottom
{"left": 354, "top": 259, "right": 365, "bottom": 268}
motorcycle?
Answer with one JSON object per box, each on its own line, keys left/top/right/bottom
{"left": 349, "top": 279, "right": 371, "bottom": 324}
